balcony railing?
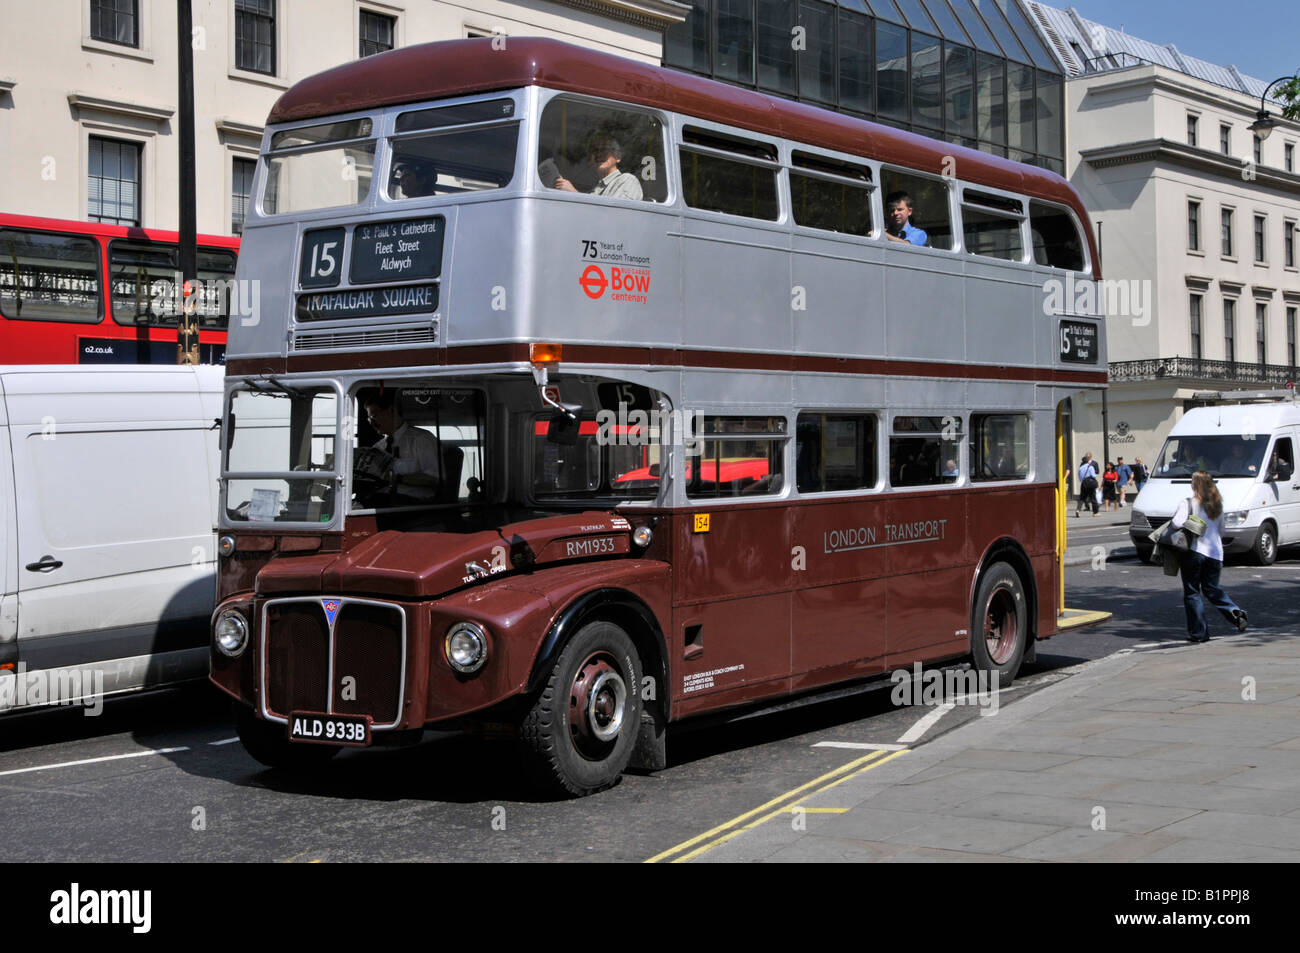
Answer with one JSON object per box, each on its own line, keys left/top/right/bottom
{"left": 1109, "top": 357, "right": 1299, "bottom": 385}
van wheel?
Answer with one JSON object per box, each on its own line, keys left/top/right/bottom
{"left": 520, "top": 621, "right": 643, "bottom": 798}
{"left": 971, "top": 563, "right": 1028, "bottom": 686}
{"left": 236, "top": 705, "right": 338, "bottom": 770}
{"left": 1134, "top": 543, "right": 1154, "bottom": 564}
{"left": 1252, "top": 523, "right": 1278, "bottom": 566}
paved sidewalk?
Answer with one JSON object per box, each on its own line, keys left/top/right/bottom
{"left": 694, "top": 632, "right": 1300, "bottom": 862}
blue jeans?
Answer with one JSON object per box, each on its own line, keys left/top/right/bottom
{"left": 1180, "top": 552, "right": 1241, "bottom": 639}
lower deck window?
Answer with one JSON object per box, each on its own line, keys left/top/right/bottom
{"left": 969, "top": 413, "right": 1030, "bottom": 481}
{"left": 686, "top": 416, "right": 786, "bottom": 498}
{"left": 797, "top": 412, "right": 877, "bottom": 492}
{"left": 890, "top": 415, "right": 961, "bottom": 487}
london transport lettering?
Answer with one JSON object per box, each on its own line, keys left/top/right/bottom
{"left": 577, "top": 238, "right": 652, "bottom": 303}
{"left": 824, "top": 519, "right": 949, "bottom": 554}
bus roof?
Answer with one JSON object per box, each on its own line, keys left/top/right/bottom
{"left": 267, "top": 38, "right": 1097, "bottom": 272}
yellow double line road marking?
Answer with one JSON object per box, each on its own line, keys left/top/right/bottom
{"left": 644, "top": 748, "right": 909, "bottom": 863}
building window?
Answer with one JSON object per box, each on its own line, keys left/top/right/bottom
{"left": 1187, "top": 199, "right": 1200, "bottom": 251}
{"left": 1224, "top": 298, "right": 1236, "bottom": 363}
{"left": 359, "top": 9, "right": 395, "bottom": 58}
{"left": 1255, "top": 214, "right": 1267, "bottom": 263}
{"left": 1186, "top": 113, "right": 1198, "bottom": 147}
{"left": 1190, "top": 294, "right": 1202, "bottom": 359}
{"left": 88, "top": 136, "right": 141, "bottom": 226}
{"left": 1286, "top": 220, "right": 1297, "bottom": 268}
{"left": 1220, "top": 123, "right": 1231, "bottom": 155}
{"left": 1221, "top": 207, "right": 1234, "bottom": 258}
{"left": 1253, "top": 134, "right": 1262, "bottom": 165}
{"left": 91, "top": 0, "right": 138, "bottom": 47}
{"left": 235, "top": 0, "right": 276, "bottom": 75}
{"left": 1287, "top": 142, "right": 1295, "bottom": 173}
{"left": 1288, "top": 306, "right": 1297, "bottom": 366}
{"left": 231, "top": 156, "right": 256, "bottom": 235}
{"left": 1256, "top": 302, "right": 1268, "bottom": 364}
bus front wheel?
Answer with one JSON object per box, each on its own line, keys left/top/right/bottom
{"left": 971, "top": 563, "right": 1028, "bottom": 686}
{"left": 520, "top": 620, "right": 643, "bottom": 798}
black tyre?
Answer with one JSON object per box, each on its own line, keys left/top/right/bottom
{"left": 1252, "top": 523, "right": 1278, "bottom": 566}
{"left": 1134, "top": 543, "right": 1155, "bottom": 564}
{"left": 971, "top": 563, "right": 1028, "bottom": 686}
{"left": 520, "top": 620, "right": 643, "bottom": 797}
{"left": 236, "top": 705, "right": 339, "bottom": 770}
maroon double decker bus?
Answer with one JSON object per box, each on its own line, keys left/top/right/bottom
{"left": 209, "top": 38, "right": 1104, "bottom": 796}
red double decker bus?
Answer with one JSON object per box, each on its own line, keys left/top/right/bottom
{"left": 0, "top": 213, "right": 238, "bottom": 364}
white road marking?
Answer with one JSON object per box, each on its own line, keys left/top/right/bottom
{"left": 1132, "top": 642, "right": 1162, "bottom": 649}
{"left": 208, "top": 737, "right": 240, "bottom": 746}
{"left": 813, "top": 741, "right": 909, "bottom": 751}
{"left": 897, "top": 703, "right": 955, "bottom": 744}
{"left": 0, "top": 746, "right": 190, "bottom": 778}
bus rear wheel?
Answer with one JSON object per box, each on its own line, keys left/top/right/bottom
{"left": 520, "top": 620, "right": 643, "bottom": 798}
{"left": 971, "top": 563, "right": 1028, "bottom": 686}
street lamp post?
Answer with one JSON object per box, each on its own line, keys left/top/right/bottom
{"left": 1248, "top": 73, "right": 1299, "bottom": 143}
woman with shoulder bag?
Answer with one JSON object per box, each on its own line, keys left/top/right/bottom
{"left": 1174, "top": 471, "right": 1248, "bottom": 642}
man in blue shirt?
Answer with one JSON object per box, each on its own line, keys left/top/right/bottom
{"left": 885, "top": 191, "right": 928, "bottom": 246}
{"left": 1116, "top": 456, "right": 1133, "bottom": 508}
{"left": 1075, "top": 452, "right": 1099, "bottom": 516}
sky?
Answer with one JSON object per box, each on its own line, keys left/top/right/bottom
{"left": 1058, "top": 0, "right": 1298, "bottom": 86}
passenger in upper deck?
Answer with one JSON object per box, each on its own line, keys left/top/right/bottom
{"left": 553, "top": 136, "right": 643, "bottom": 201}
{"left": 391, "top": 156, "right": 439, "bottom": 199}
{"left": 884, "top": 191, "right": 928, "bottom": 246}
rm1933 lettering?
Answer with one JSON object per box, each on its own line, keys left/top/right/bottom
{"left": 565, "top": 536, "right": 617, "bottom": 557}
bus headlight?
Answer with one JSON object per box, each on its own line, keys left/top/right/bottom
{"left": 632, "top": 525, "right": 654, "bottom": 548}
{"left": 1224, "top": 510, "right": 1250, "bottom": 528}
{"left": 214, "top": 609, "right": 250, "bottom": 658}
{"left": 445, "top": 622, "right": 489, "bottom": 674}
{"left": 218, "top": 535, "right": 237, "bottom": 557}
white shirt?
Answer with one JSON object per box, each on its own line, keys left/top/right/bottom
{"left": 592, "top": 169, "right": 643, "bottom": 201}
{"left": 1173, "top": 497, "right": 1224, "bottom": 561}
{"left": 375, "top": 422, "right": 441, "bottom": 498}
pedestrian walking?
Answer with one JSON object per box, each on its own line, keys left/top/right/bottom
{"left": 1075, "top": 453, "right": 1099, "bottom": 516}
{"left": 1133, "top": 456, "right": 1148, "bottom": 496}
{"left": 1102, "top": 461, "right": 1119, "bottom": 512}
{"left": 1116, "top": 456, "right": 1132, "bottom": 508}
{"left": 1174, "top": 470, "right": 1248, "bottom": 642}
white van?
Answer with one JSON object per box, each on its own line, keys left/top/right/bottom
{"left": 0, "top": 365, "right": 223, "bottom": 713}
{"left": 1130, "top": 399, "right": 1300, "bottom": 565}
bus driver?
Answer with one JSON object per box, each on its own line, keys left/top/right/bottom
{"left": 554, "top": 135, "right": 643, "bottom": 201}
{"left": 362, "top": 391, "right": 443, "bottom": 500}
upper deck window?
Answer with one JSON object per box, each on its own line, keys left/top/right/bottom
{"left": 880, "top": 169, "right": 951, "bottom": 249}
{"left": 961, "top": 188, "right": 1024, "bottom": 262}
{"left": 537, "top": 98, "right": 666, "bottom": 203}
{"left": 1029, "top": 201, "right": 1085, "bottom": 272}
{"left": 790, "top": 152, "right": 874, "bottom": 237}
{"left": 0, "top": 228, "right": 102, "bottom": 324}
{"left": 109, "top": 241, "right": 236, "bottom": 329}
{"left": 679, "top": 127, "right": 779, "bottom": 221}
{"left": 685, "top": 416, "right": 787, "bottom": 499}
{"left": 390, "top": 99, "right": 520, "bottom": 199}
{"left": 264, "top": 119, "right": 374, "bottom": 215}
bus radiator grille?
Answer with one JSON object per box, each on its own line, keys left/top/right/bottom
{"left": 265, "top": 603, "right": 331, "bottom": 717}
{"left": 331, "top": 603, "right": 404, "bottom": 724}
